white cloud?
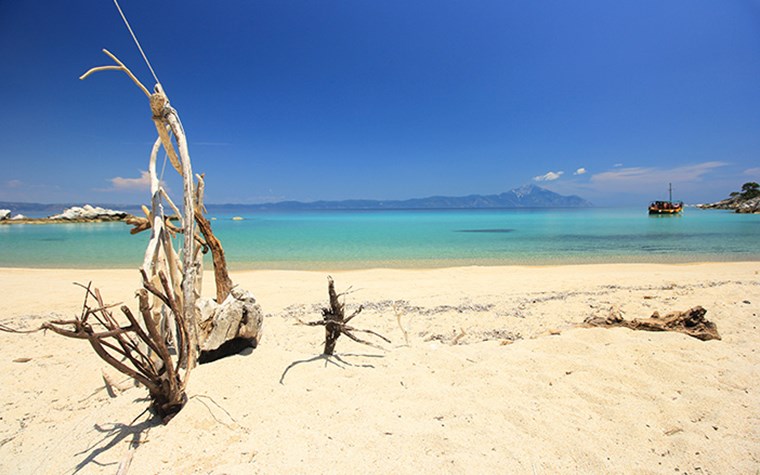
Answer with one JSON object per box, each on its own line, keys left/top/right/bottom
{"left": 5, "top": 179, "right": 22, "bottom": 188}
{"left": 533, "top": 171, "right": 564, "bottom": 182}
{"left": 613, "top": 163, "right": 623, "bottom": 167}
{"left": 573, "top": 168, "right": 586, "bottom": 175}
{"left": 743, "top": 167, "right": 760, "bottom": 177}
{"left": 105, "top": 171, "right": 152, "bottom": 191}
{"left": 589, "top": 161, "right": 728, "bottom": 192}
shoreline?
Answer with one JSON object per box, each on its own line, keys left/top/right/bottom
{"left": 2, "top": 262, "right": 759, "bottom": 473}
{"left": 1, "top": 254, "right": 758, "bottom": 271}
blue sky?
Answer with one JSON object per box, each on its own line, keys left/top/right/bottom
{"left": 1, "top": 1, "right": 759, "bottom": 206}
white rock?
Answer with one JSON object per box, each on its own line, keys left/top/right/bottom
{"left": 49, "top": 205, "right": 127, "bottom": 221}
{"left": 0, "top": 209, "right": 10, "bottom": 220}
{"left": 10, "top": 214, "right": 26, "bottom": 220}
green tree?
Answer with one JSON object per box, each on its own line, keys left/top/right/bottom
{"left": 741, "top": 182, "right": 760, "bottom": 199}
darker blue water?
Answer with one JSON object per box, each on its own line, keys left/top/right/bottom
{"left": 0, "top": 208, "right": 758, "bottom": 269}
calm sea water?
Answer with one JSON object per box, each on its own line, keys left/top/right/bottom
{"left": 1, "top": 208, "right": 758, "bottom": 269}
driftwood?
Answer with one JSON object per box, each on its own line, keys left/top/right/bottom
{"left": 301, "top": 276, "right": 390, "bottom": 355}
{"left": 83, "top": 50, "right": 263, "bottom": 357}
{"left": 583, "top": 305, "right": 720, "bottom": 341}
{"left": 4, "top": 282, "right": 190, "bottom": 422}
{"left": 0, "top": 50, "right": 261, "bottom": 422}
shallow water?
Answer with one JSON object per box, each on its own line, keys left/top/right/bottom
{"left": 1, "top": 207, "right": 758, "bottom": 269}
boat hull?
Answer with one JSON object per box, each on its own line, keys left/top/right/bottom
{"left": 648, "top": 207, "right": 682, "bottom": 215}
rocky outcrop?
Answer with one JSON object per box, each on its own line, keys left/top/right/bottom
{"left": 699, "top": 196, "right": 760, "bottom": 214}
{"left": 0, "top": 209, "right": 10, "bottom": 221}
{"left": 48, "top": 205, "right": 128, "bottom": 221}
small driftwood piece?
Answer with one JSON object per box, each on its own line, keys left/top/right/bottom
{"left": 301, "top": 276, "right": 390, "bottom": 355}
{"left": 583, "top": 305, "right": 720, "bottom": 341}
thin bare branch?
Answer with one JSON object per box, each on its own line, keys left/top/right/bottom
{"left": 343, "top": 325, "right": 392, "bottom": 344}
{"left": 79, "top": 49, "right": 151, "bottom": 98}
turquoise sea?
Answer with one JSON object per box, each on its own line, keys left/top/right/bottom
{"left": 0, "top": 208, "right": 758, "bottom": 269}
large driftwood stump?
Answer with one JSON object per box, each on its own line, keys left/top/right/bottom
{"left": 198, "top": 287, "right": 263, "bottom": 363}
{"left": 583, "top": 305, "right": 720, "bottom": 341}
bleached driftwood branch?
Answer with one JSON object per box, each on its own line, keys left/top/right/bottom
{"left": 0, "top": 50, "right": 264, "bottom": 422}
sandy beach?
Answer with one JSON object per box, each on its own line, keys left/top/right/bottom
{"left": 1, "top": 262, "right": 758, "bottom": 474}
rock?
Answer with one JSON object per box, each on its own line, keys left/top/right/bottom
{"left": 48, "top": 204, "right": 128, "bottom": 221}
{"left": 198, "top": 287, "right": 264, "bottom": 362}
{"left": 0, "top": 209, "right": 10, "bottom": 220}
{"left": 10, "top": 214, "right": 26, "bottom": 220}
{"left": 699, "top": 194, "right": 760, "bottom": 214}
{"left": 736, "top": 196, "right": 760, "bottom": 214}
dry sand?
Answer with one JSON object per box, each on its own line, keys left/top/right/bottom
{"left": 1, "top": 263, "right": 758, "bottom": 474}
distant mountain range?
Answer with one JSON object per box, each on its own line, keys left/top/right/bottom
{"left": 214, "top": 185, "right": 592, "bottom": 210}
{"left": 0, "top": 185, "right": 592, "bottom": 215}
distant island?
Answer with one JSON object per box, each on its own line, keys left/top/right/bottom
{"left": 698, "top": 182, "right": 760, "bottom": 214}
{"left": 0, "top": 185, "right": 592, "bottom": 220}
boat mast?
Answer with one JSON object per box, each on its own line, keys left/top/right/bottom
{"left": 669, "top": 182, "right": 672, "bottom": 202}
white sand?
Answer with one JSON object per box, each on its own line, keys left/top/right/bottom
{"left": 1, "top": 263, "right": 758, "bottom": 474}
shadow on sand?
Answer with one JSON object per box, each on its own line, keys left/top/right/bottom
{"left": 73, "top": 405, "right": 160, "bottom": 474}
{"left": 279, "top": 353, "right": 384, "bottom": 384}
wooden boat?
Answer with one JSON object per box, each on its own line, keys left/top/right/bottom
{"left": 649, "top": 183, "right": 683, "bottom": 215}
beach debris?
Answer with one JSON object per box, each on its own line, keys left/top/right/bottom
{"left": 393, "top": 301, "right": 410, "bottom": 346}
{"left": 423, "top": 328, "right": 521, "bottom": 345}
{"left": 664, "top": 427, "right": 684, "bottom": 436}
{"left": 102, "top": 370, "right": 132, "bottom": 397}
{"left": 300, "top": 276, "right": 390, "bottom": 355}
{"left": 451, "top": 327, "right": 467, "bottom": 345}
{"left": 583, "top": 305, "right": 720, "bottom": 341}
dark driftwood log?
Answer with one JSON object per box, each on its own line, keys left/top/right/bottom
{"left": 583, "top": 305, "right": 720, "bottom": 341}
{"left": 302, "top": 276, "right": 390, "bottom": 356}
{"left": 323, "top": 277, "right": 347, "bottom": 355}
{"left": 194, "top": 208, "right": 233, "bottom": 304}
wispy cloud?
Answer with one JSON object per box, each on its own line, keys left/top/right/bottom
{"left": 533, "top": 171, "right": 564, "bottom": 182}
{"left": 5, "top": 179, "right": 23, "bottom": 188}
{"left": 573, "top": 168, "right": 586, "bottom": 175}
{"left": 743, "top": 167, "right": 760, "bottom": 177}
{"left": 589, "top": 161, "right": 728, "bottom": 192}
